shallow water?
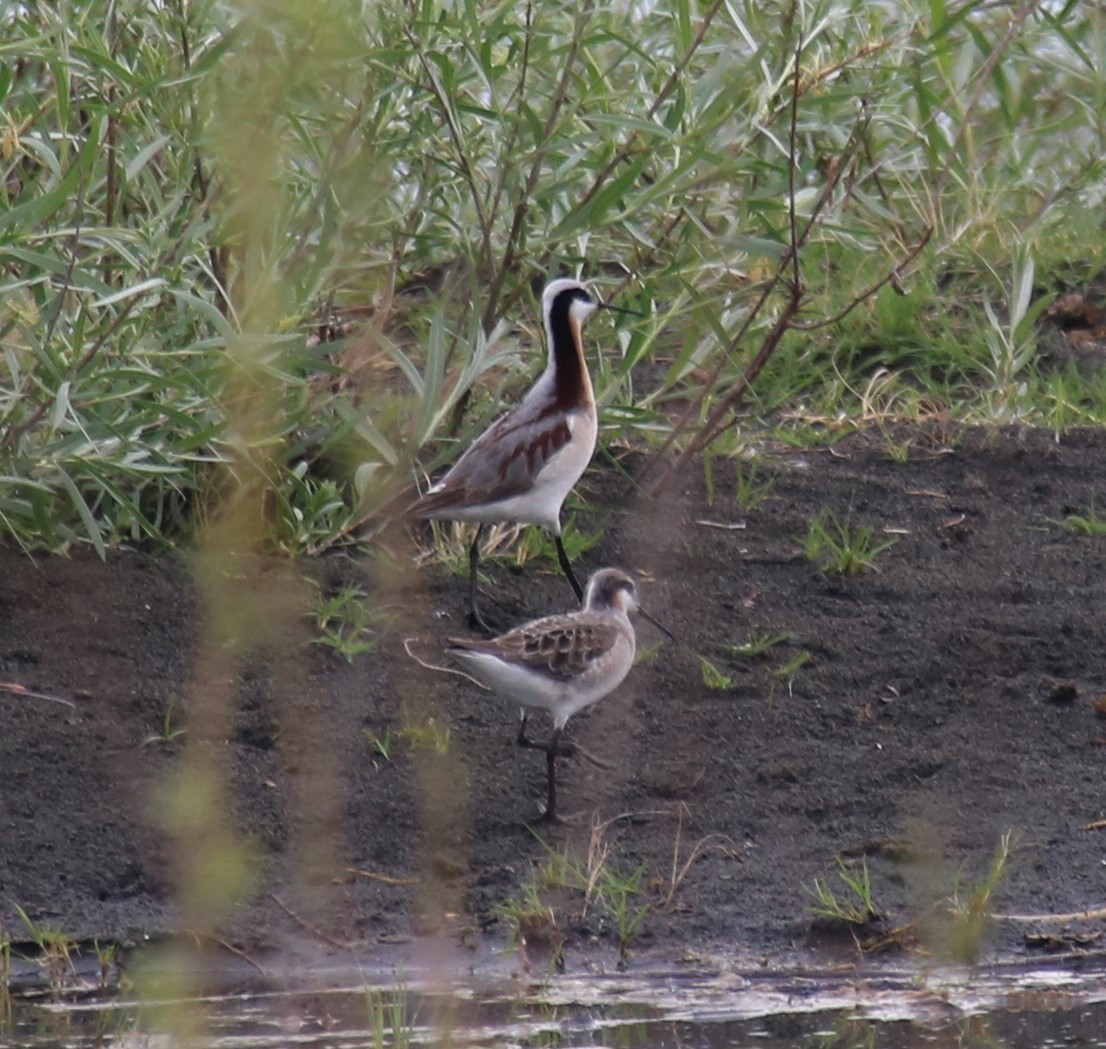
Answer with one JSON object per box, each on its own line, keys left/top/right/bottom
{"left": 5, "top": 955, "right": 1106, "bottom": 1048}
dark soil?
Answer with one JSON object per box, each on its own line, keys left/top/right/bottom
{"left": 2, "top": 424, "right": 1105, "bottom": 973}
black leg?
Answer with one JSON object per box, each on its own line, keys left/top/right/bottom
{"left": 467, "top": 524, "right": 493, "bottom": 634}
{"left": 517, "top": 718, "right": 573, "bottom": 821}
{"left": 517, "top": 716, "right": 573, "bottom": 758}
{"left": 543, "top": 727, "right": 561, "bottom": 823}
{"left": 555, "top": 534, "right": 584, "bottom": 604}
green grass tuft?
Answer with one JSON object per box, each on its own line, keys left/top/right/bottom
{"left": 801, "top": 510, "right": 897, "bottom": 576}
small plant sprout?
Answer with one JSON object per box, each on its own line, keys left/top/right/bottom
{"left": 806, "top": 857, "right": 881, "bottom": 928}
{"left": 312, "top": 584, "right": 389, "bottom": 662}
{"left": 511, "top": 819, "right": 656, "bottom": 959}
{"left": 419, "top": 520, "right": 484, "bottom": 580}
{"left": 141, "top": 697, "right": 186, "bottom": 748}
{"left": 493, "top": 878, "right": 560, "bottom": 958}
{"left": 12, "top": 903, "right": 77, "bottom": 998}
{"left": 634, "top": 640, "right": 664, "bottom": 666}
{"left": 801, "top": 509, "right": 897, "bottom": 576}
{"left": 282, "top": 470, "right": 355, "bottom": 555}
{"left": 732, "top": 460, "right": 778, "bottom": 511}
{"left": 364, "top": 728, "right": 393, "bottom": 762}
{"left": 92, "top": 940, "right": 117, "bottom": 989}
{"left": 495, "top": 877, "right": 553, "bottom": 935}
{"left": 698, "top": 655, "right": 733, "bottom": 691}
{"left": 981, "top": 249, "right": 1052, "bottom": 416}
{"left": 512, "top": 518, "right": 603, "bottom": 572}
{"left": 769, "top": 650, "right": 812, "bottom": 702}
{"left": 599, "top": 862, "right": 651, "bottom": 959}
{"left": 880, "top": 426, "right": 913, "bottom": 464}
{"left": 726, "top": 630, "right": 790, "bottom": 659}
{"left": 1053, "top": 507, "right": 1106, "bottom": 537}
{"left": 947, "top": 830, "right": 1020, "bottom": 963}
{"left": 398, "top": 715, "right": 452, "bottom": 755}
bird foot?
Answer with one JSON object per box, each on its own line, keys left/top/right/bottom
{"left": 517, "top": 733, "right": 575, "bottom": 759}
{"left": 518, "top": 736, "right": 612, "bottom": 770}
{"left": 467, "top": 608, "right": 499, "bottom": 636}
{"left": 532, "top": 805, "right": 591, "bottom": 826}
{"left": 567, "top": 741, "right": 615, "bottom": 772}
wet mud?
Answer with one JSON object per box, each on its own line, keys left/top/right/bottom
{"left": 2, "top": 424, "right": 1104, "bottom": 973}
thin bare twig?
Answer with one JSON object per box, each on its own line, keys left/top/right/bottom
{"left": 182, "top": 929, "right": 268, "bottom": 974}
{"left": 269, "top": 894, "right": 357, "bottom": 952}
{"left": 344, "top": 867, "right": 420, "bottom": 886}
{"left": 403, "top": 637, "right": 488, "bottom": 689}
{"left": 991, "top": 906, "right": 1106, "bottom": 923}
{"left": 792, "top": 227, "right": 933, "bottom": 331}
{"left": 664, "top": 803, "right": 740, "bottom": 910}
{"left": 0, "top": 682, "right": 77, "bottom": 711}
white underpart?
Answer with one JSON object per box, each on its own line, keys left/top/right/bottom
{"left": 435, "top": 403, "right": 596, "bottom": 532}
{"left": 424, "top": 344, "right": 597, "bottom": 530}
{"left": 415, "top": 280, "right": 601, "bottom": 532}
{"left": 452, "top": 612, "right": 635, "bottom": 730}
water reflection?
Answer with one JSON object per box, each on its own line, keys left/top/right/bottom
{"left": 4, "top": 957, "right": 1106, "bottom": 1048}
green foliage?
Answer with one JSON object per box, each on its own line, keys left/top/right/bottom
{"left": 1053, "top": 507, "right": 1106, "bottom": 537}
{"left": 806, "top": 857, "right": 880, "bottom": 927}
{"left": 91, "top": 940, "right": 118, "bottom": 990}
{"left": 726, "top": 629, "right": 790, "bottom": 659}
{"left": 503, "top": 827, "right": 653, "bottom": 958}
{"left": 599, "top": 862, "right": 652, "bottom": 958}
{"left": 2, "top": 0, "right": 1104, "bottom": 553}
{"left": 802, "top": 509, "right": 897, "bottom": 576}
{"left": 731, "top": 460, "right": 779, "bottom": 512}
{"left": 140, "top": 697, "right": 187, "bottom": 748}
{"left": 512, "top": 519, "right": 605, "bottom": 572}
{"left": 947, "top": 831, "right": 1018, "bottom": 964}
{"left": 311, "top": 584, "right": 389, "bottom": 661}
{"left": 698, "top": 655, "right": 733, "bottom": 691}
{"left": 366, "top": 988, "right": 414, "bottom": 1049}
{"left": 980, "top": 250, "right": 1054, "bottom": 417}
{"left": 364, "top": 728, "right": 393, "bottom": 762}
{"left": 397, "top": 715, "right": 452, "bottom": 756}
{"left": 10, "top": 902, "right": 77, "bottom": 997}
{"left": 768, "top": 649, "right": 813, "bottom": 704}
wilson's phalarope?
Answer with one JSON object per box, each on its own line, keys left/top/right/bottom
{"left": 409, "top": 279, "right": 631, "bottom": 632}
{"left": 448, "top": 567, "right": 669, "bottom": 822}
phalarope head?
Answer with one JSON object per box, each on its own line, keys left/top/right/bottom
{"left": 541, "top": 279, "right": 640, "bottom": 341}
{"left": 584, "top": 567, "right": 676, "bottom": 641}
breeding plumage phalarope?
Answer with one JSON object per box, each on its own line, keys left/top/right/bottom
{"left": 409, "top": 279, "right": 631, "bottom": 632}
{"left": 448, "top": 568, "right": 670, "bottom": 822}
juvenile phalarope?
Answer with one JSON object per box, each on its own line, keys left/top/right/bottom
{"left": 447, "top": 568, "right": 669, "bottom": 822}
{"left": 409, "top": 279, "right": 631, "bottom": 632}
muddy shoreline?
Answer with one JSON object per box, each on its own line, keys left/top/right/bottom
{"left": 2, "top": 425, "right": 1104, "bottom": 974}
